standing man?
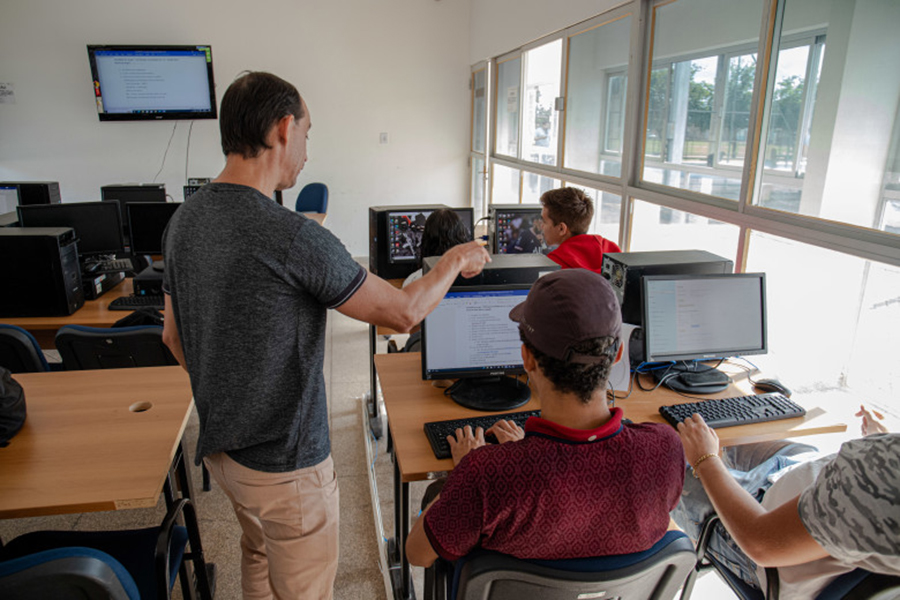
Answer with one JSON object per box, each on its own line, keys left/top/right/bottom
{"left": 162, "top": 71, "right": 489, "bottom": 600}
{"left": 540, "top": 187, "right": 621, "bottom": 273}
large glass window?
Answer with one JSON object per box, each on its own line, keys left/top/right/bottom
{"left": 521, "top": 173, "right": 560, "bottom": 204}
{"left": 471, "top": 68, "right": 487, "bottom": 154}
{"left": 522, "top": 40, "right": 563, "bottom": 168}
{"left": 495, "top": 57, "right": 521, "bottom": 158}
{"left": 491, "top": 164, "right": 520, "bottom": 205}
{"left": 630, "top": 200, "right": 739, "bottom": 263}
{"left": 563, "top": 14, "right": 632, "bottom": 178}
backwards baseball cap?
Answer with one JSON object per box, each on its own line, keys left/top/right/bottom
{"left": 509, "top": 269, "right": 622, "bottom": 364}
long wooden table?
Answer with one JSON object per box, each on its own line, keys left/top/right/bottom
{"left": 374, "top": 352, "right": 848, "bottom": 599}
{"left": 0, "top": 366, "right": 194, "bottom": 518}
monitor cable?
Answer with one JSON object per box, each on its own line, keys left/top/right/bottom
{"left": 152, "top": 122, "right": 178, "bottom": 183}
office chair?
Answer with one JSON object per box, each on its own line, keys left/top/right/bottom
{"left": 0, "top": 498, "right": 214, "bottom": 600}
{"left": 681, "top": 514, "right": 900, "bottom": 600}
{"left": 294, "top": 182, "right": 328, "bottom": 213}
{"left": 0, "top": 324, "right": 52, "bottom": 373}
{"left": 429, "top": 530, "right": 696, "bottom": 600}
{"left": 55, "top": 324, "right": 178, "bottom": 370}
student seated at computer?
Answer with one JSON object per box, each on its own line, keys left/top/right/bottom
{"left": 406, "top": 269, "right": 685, "bottom": 567}
{"left": 402, "top": 209, "right": 472, "bottom": 288}
{"left": 540, "top": 187, "right": 621, "bottom": 273}
{"left": 674, "top": 406, "right": 900, "bottom": 599}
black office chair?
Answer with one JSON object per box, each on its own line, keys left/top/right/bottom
{"left": 0, "top": 324, "right": 52, "bottom": 373}
{"left": 55, "top": 325, "right": 178, "bottom": 370}
{"left": 429, "top": 531, "right": 696, "bottom": 600}
{"left": 681, "top": 514, "right": 900, "bottom": 600}
{"left": 0, "top": 498, "right": 214, "bottom": 600}
{"left": 294, "top": 182, "right": 328, "bottom": 213}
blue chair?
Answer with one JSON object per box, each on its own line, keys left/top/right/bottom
{"left": 294, "top": 182, "right": 328, "bottom": 213}
{"left": 431, "top": 531, "right": 697, "bottom": 600}
{"left": 0, "top": 498, "right": 214, "bottom": 600}
{"left": 0, "top": 324, "right": 52, "bottom": 373}
{"left": 55, "top": 325, "right": 178, "bottom": 371}
{"left": 683, "top": 514, "right": 900, "bottom": 599}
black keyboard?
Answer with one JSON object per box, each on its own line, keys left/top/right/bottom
{"left": 108, "top": 295, "right": 165, "bottom": 311}
{"left": 424, "top": 410, "right": 541, "bottom": 460}
{"left": 659, "top": 393, "right": 806, "bottom": 429}
{"left": 84, "top": 258, "right": 136, "bottom": 274}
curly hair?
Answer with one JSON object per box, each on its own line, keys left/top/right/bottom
{"left": 540, "top": 187, "right": 593, "bottom": 235}
{"left": 418, "top": 209, "right": 471, "bottom": 265}
{"left": 522, "top": 332, "right": 619, "bottom": 403}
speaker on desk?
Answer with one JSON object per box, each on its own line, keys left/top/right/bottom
{"left": 0, "top": 227, "right": 84, "bottom": 317}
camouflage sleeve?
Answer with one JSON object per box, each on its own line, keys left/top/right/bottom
{"left": 798, "top": 434, "right": 900, "bottom": 576}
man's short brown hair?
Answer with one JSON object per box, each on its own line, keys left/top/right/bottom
{"left": 540, "top": 187, "right": 594, "bottom": 235}
{"left": 219, "top": 72, "right": 305, "bottom": 159}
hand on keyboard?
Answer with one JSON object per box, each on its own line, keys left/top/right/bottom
{"left": 486, "top": 419, "right": 526, "bottom": 444}
{"left": 447, "top": 425, "right": 487, "bottom": 466}
{"left": 674, "top": 414, "right": 721, "bottom": 474}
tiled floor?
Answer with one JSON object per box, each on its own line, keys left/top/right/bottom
{"left": 1, "top": 305, "right": 865, "bottom": 599}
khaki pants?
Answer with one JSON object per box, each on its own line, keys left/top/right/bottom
{"left": 204, "top": 453, "right": 339, "bottom": 600}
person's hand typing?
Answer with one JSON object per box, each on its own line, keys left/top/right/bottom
{"left": 487, "top": 419, "right": 525, "bottom": 444}
{"left": 676, "top": 414, "right": 720, "bottom": 467}
{"left": 448, "top": 425, "right": 485, "bottom": 466}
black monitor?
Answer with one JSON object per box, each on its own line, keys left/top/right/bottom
{"left": 86, "top": 45, "right": 217, "bottom": 122}
{"left": 101, "top": 184, "right": 167, "bottom": 244}
{"left": 16, "top": 202, "right": 124, "bottom": 257}
{"left": 642, "top": 273, "right": 767, "bottom": 394}
{"left": 386, "top": 207, "right": 474, "bottom": 264}
{"left": 490, "top": 204, "right": 546, "bottom": 254}
{"left": 127, "top": 202, "right": 182, "bottom": 255}
{"left": 422, "top": 285, "right": 532, "bottom": 411}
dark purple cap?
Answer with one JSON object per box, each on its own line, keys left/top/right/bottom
{"left": 509, "top": 269, "right": 622, "bottom": 364}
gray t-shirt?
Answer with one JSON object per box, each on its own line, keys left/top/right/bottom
{"left": 798, "top": 434, "right": 900, "bottom": 576}
{"left": 163, "top": 183, "right": 366, "bottom": 472}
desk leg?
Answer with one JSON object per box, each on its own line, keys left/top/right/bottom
{"left": 387, "top": 444, "right": 414, "bottom": 599}
{"left": 368, "top": 324, "right": 384, "bottom": 439}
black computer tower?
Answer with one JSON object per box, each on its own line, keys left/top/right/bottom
{"left": 423, "top": 253, "right": 559, "bottom": 287}
{"left": 600, "top": 250, "right": 733, "bottom": 325}
{"left": 0, "top": 227, "right": 84, "bottom": 316}
{"left": 369, "top": 204, "right": 453, "bottom": 280}
{"left": 0, "top": 181, "right": 61, "bottom": 206}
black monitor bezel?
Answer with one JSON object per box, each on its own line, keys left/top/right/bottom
{"left": 87, "top": 44, "right": 218, "bottom": 122}
{"left": 127, "top": 202, "right": 182, "bottom": 255}
{"left": 386, "top": 207, "right": 474, "bottom": 264}
{"left": 641, "top": 272, "right": 768, "bottom": 363}
{"left": 490, "top": 204, "right": 544, "bottom": 254}
{"left": 421, "top": 283, "right": 531, "bottom": 381}
{"left": 16, "top": 201, "right": 124, "bottom": 256}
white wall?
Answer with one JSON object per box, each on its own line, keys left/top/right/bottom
{"left": 0, "top": 0, "right": 472, "bottom": 256}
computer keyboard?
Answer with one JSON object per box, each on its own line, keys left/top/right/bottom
{"left": 84, "top": 258, "right": 136, "bottom": 274}
{"left": 658, "top": 393, "right": 806, "bottom": 429}
{"left": 424, "top": 409, "right": 541, "bottom": 460}
{"left": 108, "top": 295, "right": 165, "bottom": 311}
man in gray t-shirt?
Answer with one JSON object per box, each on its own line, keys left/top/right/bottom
{"left": 162, "top": 72, "right": 489, "bottom": 600}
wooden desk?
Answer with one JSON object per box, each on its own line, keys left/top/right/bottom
{"left": 374, "top": 352, "right": 847, "bottom": 599}
{"left": 3, "top": 278, "right": 133, "bottom": 348}
{"left": 0, "top": 366, "right": 193, "bottom": 518}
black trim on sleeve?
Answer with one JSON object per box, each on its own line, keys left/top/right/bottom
{"left": 325, "top": 266, "right": 367, "bottom": 309}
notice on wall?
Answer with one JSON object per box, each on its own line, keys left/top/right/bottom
{"left": 0, "top": 83, "right": 15, "bottom": 104}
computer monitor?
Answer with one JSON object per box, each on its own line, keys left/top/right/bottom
{"left": 127, "top": 202, "right": 182, "bottom": 256}
{"left": 16, "top": 202, "right": 124, "bottom": 258}
{"left": 642, "top": 272, "right": 767, "bottom": 394}
{"left": 421, "top": 285, "right": 532, "bottom": 411}
{"left": 490, "top": 204, "right": 546, "bottom": 254}
{"left": 101, "top": 184, "right": 167, "bottom": 244}
{"left": 386, "top": 207, "right": 474, "bottom": 264}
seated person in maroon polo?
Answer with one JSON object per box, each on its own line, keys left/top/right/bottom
{"left": 406, "top": 269, "right": 685, "bottom": 566}
{"left": 541, "top": 187, "right": 621, "bottom": 273}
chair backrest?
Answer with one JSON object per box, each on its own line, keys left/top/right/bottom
{"left": 294, "top": 182, "right": 328, "bottom": 213}
{"left": 0, "top": 324, "right": 50, "bottom": 373}
{"left": 453, "top": 531, "right": 697, "bottom": 600}
{"left": 818, "top": 569, "right": 900, "bottom": 600}
{"left": 0, "top": 546, "right": 138, "bottom": 600}
{"left": 55, "top": 325, "right": 178, "bottom": 371}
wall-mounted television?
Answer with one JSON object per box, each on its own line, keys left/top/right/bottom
{"left": 87, "top": 45, "right": 217, "bottom": 121}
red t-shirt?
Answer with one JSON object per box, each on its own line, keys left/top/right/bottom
{"left": 423, "top": 409, "right": 684, "bottom": 561}
{"left": 548, "top": 234, "right": 621, "bottom": 274}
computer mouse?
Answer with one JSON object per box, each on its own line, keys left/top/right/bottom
{"left": 753, "top": 378, "right": 791, "bottom": 397}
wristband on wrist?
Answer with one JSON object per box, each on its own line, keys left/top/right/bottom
{"left": 691, "top": 453, "right": 719, "bottom": 478}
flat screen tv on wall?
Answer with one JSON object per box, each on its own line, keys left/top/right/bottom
{"left": 87, "top": 45, "right": 217, "bottom": 121}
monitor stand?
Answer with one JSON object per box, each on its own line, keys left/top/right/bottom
{"left": 447, "top": 376, "right": 531, "bottom": 412}
{"left": 151, "top": 260, "right": 165, "bottom": 272}
{"left": 653, "top": 361, "right": 731, "bottom": 394}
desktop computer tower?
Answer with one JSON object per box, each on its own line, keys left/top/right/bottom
{"left": 0, "top": 227, "right": 84, "bottom": 316}
{"left": 0, "top": 181, "right": 62, "bottom": 206}
{"left": 600, "top": 250, "right": 733, "bottom": 325}
{"left": 369, "top": 204, "right": 452, "bottom": 280}
{"left": 423, "top": 253, "right": 559, "bottom": 287}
